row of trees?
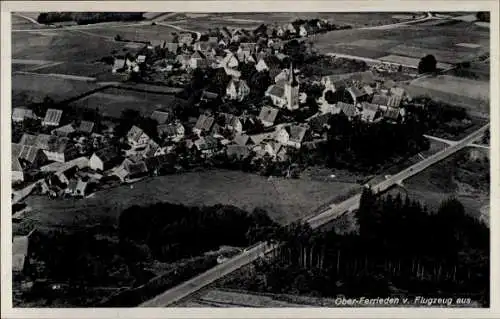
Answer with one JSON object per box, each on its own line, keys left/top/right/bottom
{"left": 119, "top": 203, "right": 279, "bottom": 262}
{"left": 228, "top": 189, "right": 489, "bottom": 305}
{"left": 319, "top": 112, "right": 430, "bottom": 173}
{"left": 37, "top": 12, "right": 144, "bottom": 25}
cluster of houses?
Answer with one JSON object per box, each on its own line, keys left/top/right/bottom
{"left": 316, "top": 70, "right": 408, "bottom": 125}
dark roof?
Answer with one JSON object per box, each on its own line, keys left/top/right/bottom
{"left": 347, "top": 86, "right": 367, "bottom": 99}
{"left": 150, "top": 110, "right": 171, "bottom": 124}
{"left": 285, "top": 125, "right": 308, "bottom": 143}
{"left": 77, "top": 121, "right": 94, "bottom": 133}
{"left": 201, "top": 90, "right": 219, "bottom": 101}
{"left": 266, "top": 84, "right": 285, "bottom": 98}
{"left": 309, "top": 113, "right": 332, "bottom": 132}
{"left": 384, "top": 107, "right": 400, "bottom": 120}
{"left": 258, "top": 106, "right": 279, "bottom": 124}
{"left": 262, "top": 55, "right": 281, "bottom": 69}
{"left": 226, "top": 144, "right": 250, "bottom": 159}
{"left": 158, "top": 123, "right": 179, "bottom": 137}
{"left": 93, "top": 147, "right": 119, "bottom": 163}
{"left": 123, "top": 158, "right": 148, "bottom": 175}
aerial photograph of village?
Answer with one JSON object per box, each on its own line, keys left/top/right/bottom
{"left": 10, "top": 11, "right": 490, "bottom": 308}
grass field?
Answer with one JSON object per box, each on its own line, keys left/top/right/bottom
{"left": 31, "top": 62, "right": 111, "bottom": 78}
{"left": 12, "top": 72, "right": 100, "bottom": 106}
{"left": 24, "top": 170, "right": 358, "bottom": 228}
{"left": 405, "top": 75, "right": 489, "bottom": 116}
{"left": 12, "top": 30, "right": 126, "bottom": 64}
{"left": 89, "top": 24, "right": 176, "bottom": 42}
{"left": 68, "top": 87, "right": 177, "bottom": 118}
{"left": 312, "top": 20, "right": 489, "bottom": 65}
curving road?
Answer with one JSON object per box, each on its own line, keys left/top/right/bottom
{"left": 139, "top": 122, "right": 489, "bottom": 307}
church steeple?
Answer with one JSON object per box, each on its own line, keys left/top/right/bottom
{"left": 289, "top": 61, "right": 298, "bottom": 87}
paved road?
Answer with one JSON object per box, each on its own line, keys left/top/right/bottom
{"left": 139, "top": 123, "right": 489, "bottom": 307}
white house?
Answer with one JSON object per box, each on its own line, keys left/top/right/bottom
{"left": 226, "top": 78, "right": 250, "bottom": 101}
{"left": 89, "top": 147, "right": 120, "bottom": 172}
{"left": 299, "top": 25, "right": 308, "bottom": 37}
{"left": 12, "top": 108, "right": 35, "bottom": 122}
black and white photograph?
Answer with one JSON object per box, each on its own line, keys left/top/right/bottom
{"left": 2, "top": 0, "right": 498, "bottom": 315}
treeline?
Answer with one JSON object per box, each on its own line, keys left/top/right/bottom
{"left": 37, "top": 12, "right": 144, "bottom": 25}
{"left": 229, "top": 189, "right": 489, "bottom": 306}
{"left": 119, "top": 203, "right": 279, "bottom": 262}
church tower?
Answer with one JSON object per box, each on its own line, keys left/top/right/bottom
{"left": 284, "top": 61, "right": 300, "bottom": 110}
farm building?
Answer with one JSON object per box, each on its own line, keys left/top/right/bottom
{"left": 190, "top": 51, "right": 208, "bottom": 69}
{"left": 275, "top": 124, "right": 308, "bottom": 149}
{"left": 12, "top": 143, "right": 47, "bottom": 170}
{"left": 89, "top": 147, "right": 121, "bottom": 172}
{"left": 12, "top": 108, "right": 35, "bottom": 122}
{"left": 360, "top": 102, "right": 380, "bottom": 123}
{"left": 193, "top": 114, "right": 215, "bottom": 135}
{"left": 193, "top": 136, "right": 219, "bottom": 156}
{"left": 337, "top": 102, "right": 359, "bottom": 120}
{"left": 157, "top": 122, "right": 185, "bottom": 142}
{"left": 51, "top": 124, "right": 76, "bottom": 137}
{"left": 42, "top": 109, "right": 63, "bottom": 127}
{"left": 127, "top": 125, "right": 151, "bottom": 147}
{"left": 150, "top": 110, "right": 172, "bottom": 124}
{"left": 114, "top": 158, "right": 149, "bottom": 182}
{"left": 216, "top": 113, "right": 243, "bottom": 133}
{"left": 258, "top": 106, "right": 279, "bottom": 127}
{"left": 19, "top": 134, "right": 77, "bottom": 163}
{"left": 233, "top": 133, "right": 252, "bottom": 147}
{"left": 77, "top": 121, "right": 95, "bottom": 134}
{"left": 255, "top": 55, "right": 281, "bottom": 73}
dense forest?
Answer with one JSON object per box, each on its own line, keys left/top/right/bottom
{"left": 225, "top": 189, "right": 490, "bottom": 306}
{"left": 19, "top": 203, "right": 278, "bottom": 306}
{"left": 37, "top": 12, "right": 144, "bottom": 25}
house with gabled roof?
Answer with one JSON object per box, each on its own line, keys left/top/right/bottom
{"left": 226, "top": 78, "right": 250, "bottom": 101}
{"left": 372, "top": 94, "right": 389, "bottom": 106}
{"left": 77, "top": 121, "right": 95, "bottom": 134}
{"left": 258, "top": 106, "right": 279, "bottom": 127}
{"left": 265, "top": 62, "right": 300, "bottom": 111}
{"left": 89, "top": 147, "right": 121, "bottom": 172}
{"left": 51, "top": 124, "right": 76, "bottom": 137}
{"left": 165, "top": 42, "right": 179, "bottom": 53}
{"left": 275, "top": 124, "right": 309, "bottom": 149}
{"left": 12, "top": 154, "right": 24, "bottom": 182}
{"left": 12, "top": 108, "right": 35, "bottom": 122}
{"left": 346, "top": 86, "right": 368, "bottom": 105}
{"left": 337, "top": 102, "right": 359, "bottom": 120}
{"left": 222, "top": 52, "right": 240, "bottom": 69}
{"left": 42, "top": 108, "right": 63, "bottom": 127}
{"left": 233, "top": 133, "right": 252, "bottom": 147}
{"left": 360, "top": 102, "right": 380, "bottom": 123}
{"left": 150, "top": 110, "right": 172, "bottom": 125}
{"left": 255, "top": 55, "right": 281, "bottom": 73}
{"left": 114, "top": 158, "right": 149, "bottom": 182}
{"left": 193, "top": 136, "right": 219, "bottom": 157}
{"left": 383, "top": 106, "right": 403, "bottom": 123}
{"left": 190, "top": 50, "right": 208, "bottom": 69}
{"left": 217, "top": 113, "right": 243, "bottom": 133}
{"left": 12, "top": 143, "right": 47, "bottom": 170}
{"left": 157, "top": 121, "right": 185, "bottom": 142}
{"left": 193, "top": 114, "right": 215, "bottom": 135}
{"left": 176, "top": 54, "right": 191, "bottom": 70}
{"left": 127, "top": 125, "right": 150, "bottom": 147}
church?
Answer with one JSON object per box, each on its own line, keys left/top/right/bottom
{"left": 265, "top": 62, "right": 300, "bottom": 111}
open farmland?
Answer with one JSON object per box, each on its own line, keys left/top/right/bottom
{"left": 88, "top": 24, "right": 177, "bottom": 42}
{"left": 312, "top": 20, "right": 489, "bottom": 65}
{"left": 25, "top": 170, "right": 359, "bottom": 228}
{"left": 405, "top": 75, "right": 489, "bottom": 116}
{"left": 12, "top": 72, "right": 99, "bottom": 106}
{"left": 68, "top": 87, "right": 177, "bottom": 118}
{"left": 12, "top": 30, "right": 127, "bottom": 64}
{"left": 30, "top": 62, "right": 111, "bottom": 78}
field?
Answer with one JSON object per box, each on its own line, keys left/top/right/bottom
{"left": 23, "top": 170, "right": 358, "bottom": 228}
{"left": 68, "top": 87, "right": 177, "bottom": 118}
{"left": 88, "top": 24, "right": 177, "bottom": 42}
{"left": 312, "top": 20, "right": 489, "bottom": 65}
{"left": 378, "top": 54, "right": 453, "bottom": 69}
{"left": 29, "top": 61, "right": 111, "bottom": 78}
{"left": 405, "top": 75, "right": 489, "bottom": 116}
{"left": 12, "top": 72, "right": 99, "bottom": 106}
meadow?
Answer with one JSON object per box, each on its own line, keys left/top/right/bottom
{"left": 24, "top": 169, "right": 359, "bottom": 228}
{"left": 68, "top": 87, "right": 177, "bottom": 118}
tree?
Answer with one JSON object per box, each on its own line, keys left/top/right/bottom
{"left": 418, "top": 54, "right": 437, "bottom": 74}
{"left": 476, "top": 12, "right": 490, "bottom": 22}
